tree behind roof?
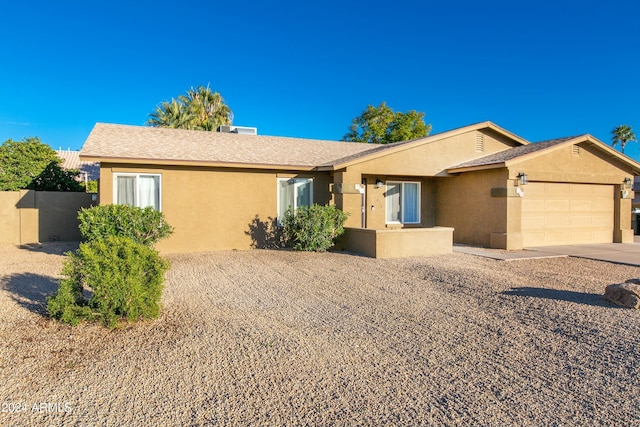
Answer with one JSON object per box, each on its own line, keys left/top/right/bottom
{"left": 343, "top": 102, "right": 431, "bottom": 144}
{"left": 147, "top": 85, "right": 233, "bottom": 131}
{"left": 611, "top": 124, "right": 637, "bottom": 154}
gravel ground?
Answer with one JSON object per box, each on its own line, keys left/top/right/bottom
{"left": 1, "top": 242, "right": 640, "bottom": 426}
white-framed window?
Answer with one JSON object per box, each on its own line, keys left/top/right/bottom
{"left": 386, "top": 181, "right": 420, "bottom": 224}
{"left": 113, "top": 173, "right": 162, "bottom": 211}
{"left": 277, "top": 178, "right": 313, "bottom": 222}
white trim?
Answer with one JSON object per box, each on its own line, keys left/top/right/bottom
{"left": 113, "top": 173, "right": 162, "bottom": 211}
{"left": 385, "top": 180, "right": 421, "bottom": 225}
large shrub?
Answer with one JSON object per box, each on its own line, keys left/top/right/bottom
{"left": 78, "top": 204, "right": 173, "bottom": 247}
{"left": 0, "top": 136, "right": 81, "bottom": 191}
{"left": 283, "top": 204, "right": 348, "bottom": 252}
{"left": 47, "top": 236, "right": 169, "bottom": 328}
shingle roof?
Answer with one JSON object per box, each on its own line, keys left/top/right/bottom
{"left": 447, "top": 136, "right": 582, "bottom": 170}
{"left": 56, "top": 149, "right": 100, "bottom": 180}
{"left": 81, "top": 123, "right": 380, "bottom": 169}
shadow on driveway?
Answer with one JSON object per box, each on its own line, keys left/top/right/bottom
{"left": 1, "top": 273, "right": 59, "bottom": 316}
{"left": 502, "top": 287, "right": 619, "bottom": 308}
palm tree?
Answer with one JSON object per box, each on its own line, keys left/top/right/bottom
{"left": 181, "top": 86, "right": 233, "bottom": 131}
{"left": 611, "top": 124, "right": 637, "bottom": 154}
{"left": 147, "top": 99, "right": 195, "bottom": 129}
{"left": 147, "top": 85, "right": 233, "bottom": 131}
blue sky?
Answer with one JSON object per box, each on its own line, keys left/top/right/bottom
{"left": 1, "top": 0, "right": 639, "bottom": 161}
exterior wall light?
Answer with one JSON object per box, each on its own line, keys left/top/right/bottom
{"left": 516, "top": 172, "right": 528, "bottom": 186}
{"left": 623, "top": 177, "right": 633, "bottom": 190}
{"left": 375, "top": 179, "right": 384, "bottom": 188}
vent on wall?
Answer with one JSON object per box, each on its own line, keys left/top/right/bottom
{"left": 572, "top": 145, "right": 581, "bottom": 155}
{"left": 475, "top": 133, "right": 485, "bottom": 152}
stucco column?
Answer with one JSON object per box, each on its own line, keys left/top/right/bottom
{"left": 614, "top": 185, "right": 634, "bottom": 243}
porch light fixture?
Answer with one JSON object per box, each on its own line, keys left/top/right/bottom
{"left": 623, "top": 177, "right": 633, "bottom": 190}
{"left": 375, "top": 179, "right": 384, "bottom": 188}
{"left": 516, "top": 172, "right": 528, "bottom": 186}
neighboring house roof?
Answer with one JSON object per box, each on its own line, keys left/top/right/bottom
{"left": 80, "top": 123, "right": 380, "bottom": 170}
{"left": 81, "top": 121, "right": 529, "bottom": 171}
{"left": 447, "top": 134, "right": 640, "bottom": 175}
{"left": 56, "top": 149, "right": 100, "bottom": 180}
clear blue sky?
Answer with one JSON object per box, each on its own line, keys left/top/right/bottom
{"left": 2, "top": 0, "right": 639, "bottom": 161}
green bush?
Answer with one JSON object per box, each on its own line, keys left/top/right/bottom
{"left": 47, "top": 236, "right": 169, "bottom": 328}
{"left": 78, "top": 204, "right": 173, "bottom": 247}
{"left": 283, "top": 204, "right": 348, "bottom": 252}
{"left": 85, "top": 180, "right": 98, "bottom": 193}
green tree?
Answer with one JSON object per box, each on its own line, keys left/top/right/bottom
{"left": 31, "top": 162, "right": 84, "bottom": 191}
{"left": 147, "top": 85, "right": 233, "bottom": 131}
{"left": 343, "top": 102, "right": 431, "bottom": 144}
{"left": 611, "top": 124, "right": 637, "bottom": 154}
{"left": 0, "top": 137, "right": 65, "bottom": 191}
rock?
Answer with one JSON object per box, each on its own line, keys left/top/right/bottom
{"left": 604, "top": 282, "right": 640, "bottom": 309}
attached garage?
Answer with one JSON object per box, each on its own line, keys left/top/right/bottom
{"left": 445, "top": 134, "right": 640, "bottom": 250}
{"left": 521, "top": 182, "right": 614, "bottom": 247}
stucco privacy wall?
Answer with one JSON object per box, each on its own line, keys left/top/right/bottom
{"left": 99, "top": 163, "right": 332, "bottom": 253}
{"left": 0, "top": 191, "right": 95, "bottom": 244}
{"left": 341, "top": 227, "right": 454, "bottom": 258}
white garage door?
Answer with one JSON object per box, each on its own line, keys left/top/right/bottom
{"left": 521, "top": 183, "right": 614, "bottom": 247}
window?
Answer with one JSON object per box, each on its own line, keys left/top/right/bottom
{"left": 278, "top": 178, "right": 313, "bottom": 221}
{"left": 386, "top": 181, "right": 420, "bottom": 224}
{"left": 114, "top": 174, "right": 161, "bottom": 211}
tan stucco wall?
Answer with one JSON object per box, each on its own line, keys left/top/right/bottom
{"left": 514, "top": 143, "right": 635, "bottom": 184}
{"left": 0, "top": 191, "right": 22, "bottom": 244}
{"left": 99, "top": 163, "right": 332, "bottom": 253}
{"left": 344, "top": 129, "right": 519, "bottom": 177}
{"left": 342, "top": 227, "right": 453, "bottom": 258}
{"left": 0, "top": 191, "right": 95, "bottom": 244}
{"left": 436, "top": 169, "right": 509, "bottom": 248}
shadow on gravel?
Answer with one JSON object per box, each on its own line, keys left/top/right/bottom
{"left": 1, "top": 273, "right": 58, "bottom": 316}
{"left": 502, "top": 287, "right": 618, "bottom": 308}
{"left": 19, "top": 242, "right": 78, "bottom": 255}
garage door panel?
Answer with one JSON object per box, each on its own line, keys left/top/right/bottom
{"left": 545, "top": 215, "right": 570, "bottom": 227}
{"left": 521, "top": 215, "right": 546, "bottom": 231}
{"left": 593, "top": 200, "right": 613, "bottom": 211}
{"left": 521, "top": 199, "right": 546, "bottom": 212}
{"left": 570, "top": 215, "right": 593, "bottom": 227}
{"left": 522, "top": 183, "right": 613, "bottom": 247}
{"left": 545, "top": 200, "right": 570, "bottom": 211}
{"left": 570, "top": 200, "right": 592, "bottom": 211}
{"left": 591, "top": 215, "right": 613, "bottom": 227}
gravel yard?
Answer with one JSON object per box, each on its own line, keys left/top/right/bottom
{"left": 1, "top": 243, "right": 640, "bottom": 426}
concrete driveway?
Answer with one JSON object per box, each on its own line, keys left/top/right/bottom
{"left": 455, "top": 236, "right": 640, "bottom": 266}
{"left": 525, "top": 238, "right": 640, "bottom": 267}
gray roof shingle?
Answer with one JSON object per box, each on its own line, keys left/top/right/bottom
{"left": 81, "top": 123, "right": 381, "bottom": 168}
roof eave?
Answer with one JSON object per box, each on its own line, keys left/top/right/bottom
{"left": 446, "top": 163, "right": 506, "bottom": 173}
{"left": 80, "top": 155, "right": 319, "bottom": 172}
